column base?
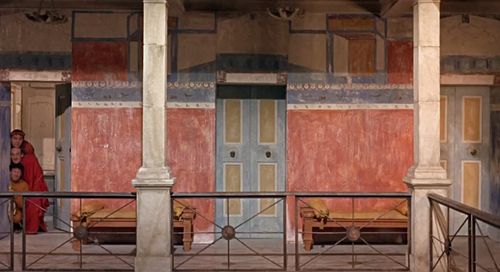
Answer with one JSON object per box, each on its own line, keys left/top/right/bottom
{"left": 135, "top": 256, "right": 172, "bottom": 272}
{"left": 404, "top": 166, "right": 450, "bottom": 272}
{"left": 132, "top": 166, "right": 174, "bottom": 187}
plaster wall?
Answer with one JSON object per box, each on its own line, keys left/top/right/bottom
{"left": 216, "top": 13, "right": 289, "bottom": 56}
{"left": 178, "top": 34, "right": 216, "bottom": 71}
{"left": 441, "top": 15, "right": 500, "bottom": 57}
{"left": 0, "top": 12, "right": 71, "bottom": 52}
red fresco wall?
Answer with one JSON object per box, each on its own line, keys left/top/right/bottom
{"left": 71, "top": 108, "right": 142, "bottom": 193}
{"left": 287, "top": 109, "right": 413, "bottom": 211}
{"left": 167, "top": 108, "right": 216, "bottom": 240}
{"left": 72, "top": 42, "right": 128, "bottom": 81}
{"left": 387, "top": 40, "right": 413, "bottom": 84}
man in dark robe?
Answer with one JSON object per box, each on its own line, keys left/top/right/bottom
{"left": 11, "top": 130, "right": 49, "bottom": 234}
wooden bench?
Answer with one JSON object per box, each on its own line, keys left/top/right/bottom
{"left": 300, "top": 206, "right": 408, "bottom": 251}
{"left": 71, "top": 208, "right": 195, "bottom": 251}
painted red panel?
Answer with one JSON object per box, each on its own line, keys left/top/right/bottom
{"left": 167, "top": 108, "right": 216, "bottom": 241}
{"left": 72, "top": 42, "right": 128, "bottom": 81}
{"left": 287, "top": 109, "right": 413, "bottom": 212}
{"left": 388, "top": 40, "right": 413, "bottom": 84}
{"left": 71, "top": 108, "right": 141, "bottom": 196}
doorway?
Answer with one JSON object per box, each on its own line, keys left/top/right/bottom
{"left": 440, "top": 86, "right": 491, "bottom": 233}
{"left": 8, "top": 82, "right": 71, "bottom": 230}
{"left": 215, "top": 85, "right": 286, "bottom": 237}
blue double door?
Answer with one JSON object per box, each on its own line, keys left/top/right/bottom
{"left": 215, "top": 88, "right": 286, "bottom": 238}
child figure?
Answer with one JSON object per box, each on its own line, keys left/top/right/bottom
{"left": 8, "top": 163, "right": 29, "bottom": 227}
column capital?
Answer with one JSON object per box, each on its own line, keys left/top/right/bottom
{"left": 143, "top": 0, "right": 167, "bottom": 4}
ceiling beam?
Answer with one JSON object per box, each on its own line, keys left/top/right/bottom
{"left": 380, "top": 0, "right": 413, "bottom": 17}
{"left": 442, "top": 1, "right": 500, "bottom": 15}
{"left": 0, "top": 0, "right": 142, "bottom": 11}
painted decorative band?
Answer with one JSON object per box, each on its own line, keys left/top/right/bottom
{"left": 287, "top": 83, "right": 413, "bottom": 91}
{"left": 166, "top": 102, "right": 215, "bottom": 109}
{"left": 72, "top": 101, "right": 142, "bottom": 108}
{"left": 492, "top": 104, "right": 500, "bottom": 111}
{"left": 72, "top": 101, "right": 216, "bottom": 109}
{"left": 0, "top": 101, "right": 10, "bottom": 107}
{"left": 287, "top": 103, "right": 414, "bottom": 110}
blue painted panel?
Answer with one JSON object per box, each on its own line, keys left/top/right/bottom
{"left": 287, "top": 72, "right": 347, "bottom": 84}
{"left": 0, "top": 83, "right": 10, "bottom": 238}
{"left": 287, "top": 88, "right": 413, "bottom": 104}
{"left": 0, "top": 52, "right": 71, "bottom": 70}
{"left": 72, "top": 84, "right": 142, "bottom": 102}
{"left": 441, "top": 56, "right": 500, "bottom": 74}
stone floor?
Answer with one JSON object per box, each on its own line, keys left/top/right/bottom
{"left": 0, "top": 231, "right": 499, "bottom": 271}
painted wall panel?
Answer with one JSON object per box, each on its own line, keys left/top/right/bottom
{"left": 71, "top": 108, "right": 141, "bottom": 196}
{"left": 178, "top": 34, "right": 216, "bottom": 71}
{"left": 289, "top": 34, "right": 327, "bottom": 72}
{"left": 287, "top": 109, "right": 413, "bottom": 211}
{"left": 72, "top": 42, "right": 128, "bottom": 81}
{"left": 216, "top": 13, "right": 289, "bottom": 56}
{"left": 167, "top": 108, "right": 216, "bottom": 240}
{"left": 348, "top": 38, "right": 376, "bottom": 75}
{"left": 388, "top": 40, "right": 413, "bottom": 84}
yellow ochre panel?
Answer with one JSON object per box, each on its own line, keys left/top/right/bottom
{"left": 259, "top": 100, "right": 276, "bottom": 143}
{"left": 259, "top": 164, "right": 276, "bottom": 216}
{"left": 463, "top": 162, "right": 480, "bottom": 209}
{"left": 225, "top": 164, "right": 241, "bottom": 215}
{"left": 225, "top": 100, "right": 241, "bottom": 143}
{"left": 463, "top": 97, "right": 481, "bottom": 142}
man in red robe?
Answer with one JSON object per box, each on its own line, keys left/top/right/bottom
{"left": 11, "top": 130, "right": 49, "bottom": 234}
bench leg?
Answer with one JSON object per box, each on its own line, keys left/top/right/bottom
{"left": 303, "top": 218, "right": 313, "bottom": 251}
{"left": 183, "top": 220, "right": 193, "bottom": 252}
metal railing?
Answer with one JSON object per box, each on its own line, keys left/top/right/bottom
{"left": 171, "top": 192, "right": 288, "bottom": 271}
{"left": 0, "top": 192, "right": 136, "bottom": 271}
{"left": 295, "top": 192, "right": 411, "bottom": 271}
{"left": 0, "top": 196, "right": 13, "bottom": 271}
{"left": 428, "top": 193, "right": 500, "bottom": 272}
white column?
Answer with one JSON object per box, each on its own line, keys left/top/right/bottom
{"left": 133, "top": 0, "right": 174, "bottom": 271}
{"left": 404, "top": 0, "right": 450, "bottom": 271}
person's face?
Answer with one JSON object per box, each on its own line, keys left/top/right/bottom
{"left": 11, "top": 135, "right": 23, "bottom": 148}
{"left": 10, "top": 168, "right": 22, "bottom": 182}
{"left": 10, "top": 148, "right": 23, "bottom": 164}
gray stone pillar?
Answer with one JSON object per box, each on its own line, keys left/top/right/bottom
{"left": 404, "top": 0, "right": 450, "bottom": 271}
{"left": 133, "top": 0, "right": 174, "bottom": 271}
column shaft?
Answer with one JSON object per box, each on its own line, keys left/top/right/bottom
{"left": 405, "top": 1, "right": 450, "bottom": 271}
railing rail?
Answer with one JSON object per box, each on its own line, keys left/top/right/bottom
{"left": 428, "top": 193, "right": 500, "bottom": 272}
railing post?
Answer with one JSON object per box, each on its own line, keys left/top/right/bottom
{"left": 429, "top": 200, "right": 434, "bottom": 271}
{"left": 471, "top": 216, "right": 476, "bottom": 272}
{"left": 468, "top": 214, "right": 473, "bottom": 272}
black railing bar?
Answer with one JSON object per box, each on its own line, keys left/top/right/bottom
{"left": 227, "top": 231, "right": 284, "bottom": 234}
{"left": 88, "top": 199, "right": 136, "bottom": 230}
{"left": 289, "top": 269, "right": 409, "bottom": 272}
{"left": 234, "top": 198, "right": 284, "bottom": 230}
{"left": 0, "top": 192, "right": 136, "bottom": 198}
{"left": 429, "top": 194, "right": 500, "bottom": 228}
{"left": 233, "top": 237, "right": 284, "bottom": 269}
{"left": 300, "top": 231, "right": 362, "bottom": 235}
{"left": 296, "top": 252, "right": 408, "bottom": 256}
{"left": 174, "top": 269, "right": 284, "bottom": 272}
{"left": 295, "top": 192, "right": 411, "bottom": 198}
{"left": 174, "top": 236, "right": 223, "bottom": 269}
{"left": 173, "top": 253, "right": 287, "bottom": 257}
{"left": 15, "top": 251, "right": 134, "bottom": 257}
{"left": 475, "top": 221, "right": 500, "bottom": 271}
{"left": 25, "top": 236, "right": 74, "bottom": 269}
{"left": 172, "top": 192, "right": 411, "bottom": 198}
{"left": 299, "top": 236, "right": 348, "bottom": 268}
{"left": 173, "top": 192, "right": 288, "bottom": 198}
{"left": 173, "top": 199, "right": 224, "bottom": 230}
{"left": 94, "top": 243, "right": 134, "bottom": 269}
{"left": 359, "top": 237, "right": 407, "bottom": 268}
{"left": 23, "top": 269, "right": 132, "bottom": 272}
